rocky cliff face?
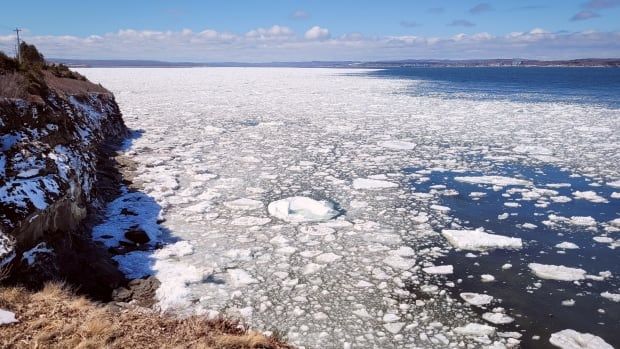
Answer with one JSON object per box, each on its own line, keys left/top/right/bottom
{"left": 0, "top": 72, "right": 128, "bottom": 295}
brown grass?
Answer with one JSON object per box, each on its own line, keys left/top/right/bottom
{"left": 0, "top": 72, "right": 28, "bottom": 99}
{"left": 43, "top": 71, "right": 110, "bottom": 96}
{"left": 0, "top": 283, "right": 293, "bottom": 349}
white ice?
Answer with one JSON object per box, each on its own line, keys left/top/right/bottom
{"left": 267, "top": 196, "right": 338, "bottom": 223}
{"left": 352, "top": 178, "right": 399, "bottom": 190}
{"left": 454, "top": 176, "right": 532, "bottom": 187}
{"left": 549, "top": 329, "right": 613, "bottom": 349}
{"left": 572, "top": 191, "right": 608, "bottom": 204}
{"left": 460, "top": 292, "right": 494, "bottom": 306}
{"left": 600, "top": 291, "right": 620, "bottom": 302}
{"left": 442, "top": 229, "right": 523, "bottom": 251}
{"left": 555, "top": 242, "right": 579, "bottom": 250}
{"left": 528, "top": 263, "right": 586, "bottom": 281}
{"left": 422, "top": 265, "right": 454, "bottom": 274}
{"left": 482, "top": 312, "right": 514, "bottom": 325}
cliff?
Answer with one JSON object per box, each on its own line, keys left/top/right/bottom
{"left": 0, "top": 53, "right": 128, "bottom": 296}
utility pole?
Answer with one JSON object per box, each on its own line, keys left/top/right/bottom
{"left": 14, "top": 28, "right": 21, "bottom": 62}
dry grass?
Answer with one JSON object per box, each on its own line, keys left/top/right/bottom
{"left": 0, "top": 283, "right": 293, "bottom": 349}
{"left": 43, "top": 71, "right": 110, "bottom": 96}
{"left": 0, "top": 72, "right": 28, "bottom": 99}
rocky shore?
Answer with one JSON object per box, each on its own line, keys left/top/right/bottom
{"left": 0, "top": 62, "right": 129, "bottom": 297}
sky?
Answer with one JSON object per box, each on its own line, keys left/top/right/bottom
{"left": 1, "top": 0, "right": 619, "bottom": 62}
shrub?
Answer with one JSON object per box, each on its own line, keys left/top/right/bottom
{"left": 0, "top": 51, "right": 19, "bottom": 72}
{"left": 19, "top": 41, "right": 45, "bottom": 68}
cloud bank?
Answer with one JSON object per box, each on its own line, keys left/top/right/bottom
{"left": 1, "top": 26, "right": 619, "bottom": 62}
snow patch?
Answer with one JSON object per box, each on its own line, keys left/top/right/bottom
{"left": 0, "top": 309, "right": 17, "bottom": 325}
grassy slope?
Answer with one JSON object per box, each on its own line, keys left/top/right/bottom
{"left": 0, "top": 283, "right": 292, "bottom": 349}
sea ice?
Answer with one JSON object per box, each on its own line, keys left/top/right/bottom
{"left": 422, "top": 265, "right": 454, "bottom": 274}
{"left": 267, "top": 197, "right": 338, "bottom": 223}
{"left": 454, "top": 323, "right": 496, "bottom": 336}
{"left": 230, "top": 216, "right": 271, "bottom": 226}
{"left": 442, "top": 229, "right": 523, "bottom": 251}
{"left": 352, "top": 178, "right": 399, "bottom": 190}
{"left": 224, "top": 198, "right": 264, "bottom": 210}
{"left": 528, "top": 263, "right": 586, "bottom": 281}
{"left": 572, "top": 191, "right": 608, "bottom": 204}
{"left": 228, "top": 269, "right": 258, "bottom": 288}
{"left": 78, "top": 67, "right": 620, "bottom": 349}
{"left": 383, "top": 255, "right": 415, "bottom": 270}
{"left": 607, "top": 180, "right": 620, "bottom": 189}
{"left": 460, "top": 292, "right": 494, "bottom": 306}
{"left": 549, "top": 329, "right": 613, "bottom": 349}
{"left": 482, "top": 312, "right": 514, "bottom": 324}
{"left": 555, "top": 242, "right": 579, "bottom": 249}
{"left": 377, "top": 140, "right": 416, "bottom": 150}
{"left": 600, "top": 291, "right": 620, "bottom": 302}
{"left": 481, "top": 274, "right": 496, "bottom": 282}
{"left": 454, "top": 176, "right": 532, "bottom": 187}
{"left": 315, "top": 252, "right": 342, "bottom": 264}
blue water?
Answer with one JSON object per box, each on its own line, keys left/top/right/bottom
{"left": 368, "top": 67, "right": 620, "bottom": 108}
{"left": 404, "top": 163, "right": 620, "bottom": 347}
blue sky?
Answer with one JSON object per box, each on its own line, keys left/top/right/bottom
{"left": 1, "top": 0, "right": 619, "bottom": 61}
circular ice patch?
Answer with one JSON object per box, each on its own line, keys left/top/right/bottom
{"left": 268, "top": 196, "right": 338, "bottom": 223}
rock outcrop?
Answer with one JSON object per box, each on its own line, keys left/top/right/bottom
{"left": 1, "top": 62, "right": 128, "bottom": 297}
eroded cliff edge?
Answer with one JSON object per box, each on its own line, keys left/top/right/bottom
{"left": 1, "top": 54, "right": 128, "bottom": 297}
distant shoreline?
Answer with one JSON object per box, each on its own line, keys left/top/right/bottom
{"left": 50, "top": 58, "right": 620, "bottom": 69}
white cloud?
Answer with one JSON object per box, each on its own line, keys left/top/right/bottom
{"left": 245, "top": 25, "right": 294, "bottom": 40}
{"left": 291, "top": 10, "right": 310, "bottom": 19}
{"left": 0, "top": 26, "right": 618, "bottom": 62}
{"left": 304, "top": 26, "right": 330, "bottom": 40}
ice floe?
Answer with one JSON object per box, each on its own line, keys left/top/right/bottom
{"left": 352, "top": 178, "right": 399, "bottom": 190}
{"left": 454, "top": 323, "right": 496, "bottom": 336}
{"left": 267, "top": 196, "right": 338, "bottom": 223}
{"left": 555, "top": 242, "right": 579, "bottom": 249}
{"left": 528, "top": 263, "right": 586, "bottom": 281}
{"left": 600, "top": 291, "right": 620, "bottom": 302}
{"left": 549, "top": 329, "right": 613, "bottom": 349}
{"left": 572, "top": 191, "right": 608, "bottom": 204}
{"left": 224, "top": 198, "right": 264, "bottom": 210}
{"left": 422, "top": 265, "right": 454, "bottom": 274}
{"left": 454, "top": 176, "right": 532, "bottom": 187}
{"left": 482, "top": 312, "right": 514, "bottom": 325}
{"left": 460, "top": 292, "right": 494, "bottom": 306}
{"left": 442, "top": 229, "right": 523, "bottom": 251}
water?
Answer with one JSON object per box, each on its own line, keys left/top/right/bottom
{"left": 407, "top": 164, "right": 620, "bottom": 348}
{"left": 368, "top": 67, "right": 620, "bottom": 108}
{"left": 78, "top": 67, "right": 620, "bottom": 348}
